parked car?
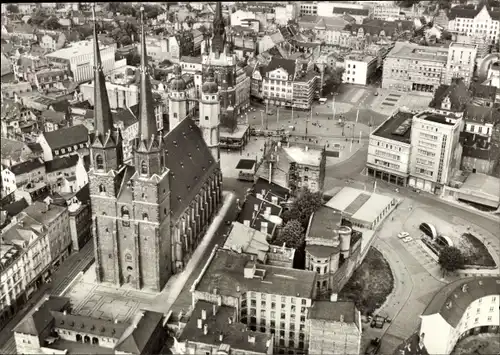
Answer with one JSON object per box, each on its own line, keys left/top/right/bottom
{"left": 365, "top": 338, "right": 381, "bottom": 355}
{"left": 398, "top": 232, "right": 409, "bottom": 239}
{"left": 402, "top": 236, "right": 413, "bottom": 243}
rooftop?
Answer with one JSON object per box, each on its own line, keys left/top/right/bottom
{"left": 283, "top": 146, "right": 323, "bottom": 166}
{"left": 414, "top": 112, "right": 457, "bottom": 126}
{"left": 236, "top": 194, "right": 282, "bottom": 236}
{"left": 421, "top": 276, "right": 500, "bottom": 328}
{"left": 46, "top": 40, "right": 110, "bottom": 60}
{"left": 9, "top": 158, "right": 45, "bottom": 176}
{"left": 43, "top": 124, "right": 88, "bottom": 150}
{"left": 309, "top": 301, "right": 357, "bottom": 324}
{"left": 23, "top": 201, "right": 67, "bottom": 226}
{"left": 372, "top": 111, "right": 414, "bottom": 144}
{"left": 196, "top": 248, "right": 316, "bottom": 298}
{"left": 179, "top": 300, "right": 272, "bottom": 353}
{"left": 45, "top": 154, "right": 79, "bottom": 173}
{"left": 460, "top": 173, "right": 500, "bottom": 201}
{"left": 235, "top": 159, "right": 256, "bottom": 171}
{"left": 387, "top": 41, "right": 448, "bottom": 62}
{"left": 345, "top": 53, "right": 376, "bottom": 63}
{"left": 223, "top": 222, "right": 270, "bottom": 263}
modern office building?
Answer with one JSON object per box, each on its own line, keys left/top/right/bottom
{"left": 343, "top": 53, "right": 378, "bottom": 86}
{"left": 409, "top": 111, "right": 463, "bottom": 193}
{"left": 443, "top": 42, "right": 477, "bottom": 86}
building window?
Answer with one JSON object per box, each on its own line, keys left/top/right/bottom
{"left": 205, "top": 116, "right": 209, "bottom": 120}
{"left": 95, "top": 154, "right": 104, "bottom": 170}
{"left": 99, "top": 184, "right": 106, "bottom": 193}
{"left": 140, "top": 160, "right": 147, "bottom": 175}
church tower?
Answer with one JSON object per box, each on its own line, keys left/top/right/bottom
{"left": 211, "top": 1, "right": 226, "bottom": 57}
{"left": 168, "top": 64, "right": 187, "bottom": 131}
{"left": 199, "top": 67, "right": 221, "bottom": 162}
{"left": 127, "top": 6, "right": 172, "bottom": 291}
{"left": 88, "top": 4, "right": 125, "bottom": 285}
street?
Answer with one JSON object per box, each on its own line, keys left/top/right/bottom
{"left": 0, "top": 241, "right": 95, "bottom": 355}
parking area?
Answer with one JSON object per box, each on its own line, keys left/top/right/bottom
{"left": 219, "top": 137, "right": 267, "bottom": 178}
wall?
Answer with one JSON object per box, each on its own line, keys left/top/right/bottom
{"left": 367, "top": 136, "right": 411, "bottom": 177}
{"left": 308, "top": 318, "right": 360, "bottom": 355}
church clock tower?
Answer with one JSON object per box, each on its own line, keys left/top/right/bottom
{"left": 199, "top": 67, "right": 221, "bottom": 163}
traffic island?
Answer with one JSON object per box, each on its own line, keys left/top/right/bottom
{"left": 338, "top": 247, "right": 394, "bottom": 315}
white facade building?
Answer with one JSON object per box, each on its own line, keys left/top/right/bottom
{"left": 80, "top": 81, "right": 139, "bottom": 109}
{"left": 448, "top": 5, "right": 500, "bottom": 45}
{"left": 373, "top": 3, "right": 401, "bottom": 20}
{"left": 444, "top": 42, "right": 477, "bottom": 86}
{"left": 275, "top": 3, "right": 298, "bottom": 26}
{"left": 230, "top": 10, "right": 258, "bottom": 27}
{"left": 46, "top": 40, "right": 115, "bottom": 83}
{"left": 419, "top": 277, "right": 499, "bottom": 355}
{"left": 343, "top": 54, "right": 377, "bottom": 86}
{"left": 409, "top": 111, "right": 463, "bottom": 193}
{"left": 1, "top": 167, "right": 17, "bottom": 198}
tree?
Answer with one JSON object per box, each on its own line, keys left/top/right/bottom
{"left": 6, "top": 4, "right": 19, "bottom": 13}
{"left": 220, "top": 113, "right": 238, "bottom": 133}
{"left": 439, "top": 246, "right": 465, "bottom": 275}
{"left": 282, "top": 188, "right": 323, "bottom": 229}
{"left": 126, "top": 52, "right": 141, "bottom": 67}
{"left": 397, "top": 0, "right": 420, "bottom": 7}
{"left": 43, "top": 17, "right": 62, "bottom": 30}
{"left": 273, "top": 220, "right": 305, "bottom": 249}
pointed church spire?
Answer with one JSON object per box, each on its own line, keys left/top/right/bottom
{"left": 92, "top": 4, "right": 113, "bottom": 136}
{"left": 138, "top": 6, "right": 157, "bottom": 141}
{"left": 211, "top": 1, "right": 226, "bottom": 54}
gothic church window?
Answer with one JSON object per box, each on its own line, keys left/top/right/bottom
{"left": 96, "top": 155, "right": 104, "bottom": 170}
{"left": 140, "top": 160, "right": 148, "bottom": 175}
{"left": 142, "top": 213, "right": 149, "bottom": 221}
{"left": 99, "top": 184, "right": 106, "bottom": 193}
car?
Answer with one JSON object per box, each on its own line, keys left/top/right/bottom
{"left": 403, "top": 236, "right": 413, "bottom": 243}
{"left": 374, "top": 92, "right": 379, "bottom": 96}
{"left": 398, "top": 232, "right": 409, "bottom": 239}
{"left": 365, "top": 338, "right": 381, "bottom": 355}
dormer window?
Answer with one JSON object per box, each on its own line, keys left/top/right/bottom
{"left": 95, "top": 154, "right": 104, "bottom": 170}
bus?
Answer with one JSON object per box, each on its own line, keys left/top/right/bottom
{"left": 319, "top": 98, "right": 327, "bottom": 104}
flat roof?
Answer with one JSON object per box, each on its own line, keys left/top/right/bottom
{"left": 388, "top": 41, "right": 448, "bottom": 62}
{"left": 459, "top": 173, "right": 500, "bottom": 201}
{"left": 344, "top": 193, "right": 371, "bottom": 215}
{"left": 372, "top": 111, "right": 414, "bottom": 144}
{"left": 223, "top": 222, "right": 269, "bottom": 263}
{"left": 351, "top": 194, "right": 394, "bottom": 223}
{"left": 236, "top": 159, "right": 256, "bottom": 170}
{"left": 47, "top": 41, "right": 110, "bottom": 59}
{"left": 309, "top": 301, "right": 357, "bottom": 324}
{"left": 196, "top": 248, "right": 316, "bottom": 299}
{"left": 414, "top": 112, "right": 456, "bottom": 126}
{"left": 283, "top": 146, "right": 322, "bottom": 166}
{"left": 220, "top": 124, "right": 249, "bottom": 139}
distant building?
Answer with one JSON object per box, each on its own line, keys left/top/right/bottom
{"left": 40, "top": 32, "right": 67, "bottom": 52}
{"left": 447, "top": 5, "right": 500, "bottom": 45}
{"left": 37, "top": 125, "right": 89, "bottom": 161}
{"left": 80, "top": 81, "right": 139, "bottom": 110}
{"left": 443, "top": 42, "right": 477, "bottom": 86}
{"left": 46, "top": 40, "right": 115, "bottom": 82}
{"left": 275, "top": 3, "right": 299, "bottom": 25}
{"left": 373, "top": 2, "right": 401, "bottom": 20}
{"left": 0, "top": 166, "right": 16, "bottom": 198}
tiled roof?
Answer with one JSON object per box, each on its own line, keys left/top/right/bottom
{"left": 45, "top": 154, "right": 79, "bottom": 173}
{"left": 43, "top": 124, "right": 88, "bottom": 150}
{"left": 115, "top": 311, "right": 164, "bottom": 354}
{"left": 265, "top": 57, "right": 295, "bottom": 77}
{"left": 162, "top": 118, "right": 218, "bottom": 219}
{"left": 10, "top": 158, "right": 44, "bottom": 176}
{"left": 42, "top": 110, "right": 67, "bottom": 124}
{"left": 51, "top": 311, "right": 128, "bottom": 339}
{"left": 113, "top": 107, "right": 138, "bottom": 129}
{"left": 464, "top": 104, "right": 499, "bottom": 124}
{"left": 0, "top": 138, "right": 29, "bottom": 162}
{"left": 3, "top": 198, "right": 29, "bottom": 218}
{"left": 333, "top": 7, "right": 369, "bottom": 17}
{"left": 447, "top": 5, "right": 500, "bottom": 21}
{"left": 50, "top": 99, "right": 70, "bottom": 113}
{"left": 470, "top": 82, "right": 497, "bottom": 101}
{"left": 422, "top": 277, "right": 500, "bottom": 327}
{"left": 179, "top": 300, "right": 272, "bottom": 352}
{"left": 429, "top": 79, "right": 471, "bottom": 112}
{"left": 14, "top": 296, "right": 70, "bottom": 336}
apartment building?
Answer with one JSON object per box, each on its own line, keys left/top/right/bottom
{"left": 38, "top": 125, "right": 89, "bottom": 161}
{"left": 292, "top": 71, "right": 318, "bottom": 110}
{"left": 409, "top": 111, "right": 463, "bottom": 193}
{"left": 191, "top": 247, "right": 317, "bottom": 354}
{"left": 262, "top": 58, "right": 295, "bottom": 107}
{"left": 275, "top": 3, "right": 299, "bottom": 26}
{"left": 366, "top": 111, "right": 414, "bottom": 186}
{"left": 447, "top": 5, "right": 500, "bottom": 45}
{"left": 373, "top": 3, "right": 401, "bottom": 20}
{"left": 383, "top": 42, "right": 449, "bottom": 92}
{"left": 308, "top": 301, "right": 362, "bottom": 355}
{"left": 444, "top": 42, "right": 477, "bottom": 86}
{"left": 1, "top": 167, "right": 16, "bottom": 199}
{"left": 80, "top": 81, "right": 139, "bottom": 110}
{"left": 45, "top": 154, "right": 88, "bottom": 194}
{"left": 24, "top": 201, "right": 71, "bottom": 269}
{"left": 46, "top": 40, "right": 115, "bottom": 82}
{"left": 9, "top": 159, "right": 46, "bottom": 189}
{"left": 299, "top": 2, "right": 318, "bottom": 16}
{"left": 298, "top": 16, "right": 351, "bottom": 48}
{"left": 343, "top": 53, "right": 377, "bottom": 86}
{"left": 0, "top": 214, "right": 51, "bottom": 328}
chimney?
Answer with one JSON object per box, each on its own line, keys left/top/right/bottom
{"left": 261, "top": 221, "right": 268, "bottom": 234}
{"left": 203, "top": 324, "right": 208, "bottom": 335}
{"left": 236, "top": 285, "right": 240, "bottom": 292}
{"left": 197, "top": 318, "right": 202, "bottom": 329}
{"left": 271, "top": 196, "right": 278, "bottom": 205}
{"left": 218, "top": 297, "right": 222, "bottom": 307}
{"left": 228, "top": 317, "right": 233, "bottom": 324}
{"left": 212, "top": 304, "right": 217, "bottom": 316}
{"left": 201, "top": 309, "right": 207, "bottom": 320}
{"left": 244, "top": 220, "right": 251, "bottom": 227}
{"left": 248, "top": 335, "right": 256, "bottom": 344}
{"left": 254, "top": 204, "right": 259, "bottom": 211}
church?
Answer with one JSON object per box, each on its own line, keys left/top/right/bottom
{"left": 88, "top": 7, "right": 223, "bottom": 292}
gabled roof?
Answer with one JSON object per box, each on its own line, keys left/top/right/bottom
{"left": 3, "top": 198, "right": 29, "bottom": 218}
{"left": 10, "top": 158, "right": 44, "bottom": 176}
{"left": 464, "top": 104, "right": 498, "bottom": 124}
{"left": 14, "top": 296, "right": 70, "bottom": 336}
{"left": 447, "top": 5, "right": 500, "bottom": 21}
{"left": 43, "top": 124, "right": 88, "bottom": 150}
{"left": 115, "top": 311, "right": 164, "bottom": 354}
{"left": 45, "top": 154, "right": 79, "bottom": 173}
{"left": 50, "top": 99, "right": 70, "bottom": 113}
{"left": 163, "top": 117, "right": 218, "bottom": 219}
{"left": 42, "top": 110, "right": 66, "bottom": 124}
{"left": 265, "top": 57, "right": 296, "bottom": 77}
{"left": 429, "top": 79, "right": 471, "bottom": 112}
{"left": 113, "top": 107, "right": 138, "bottom": 129}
